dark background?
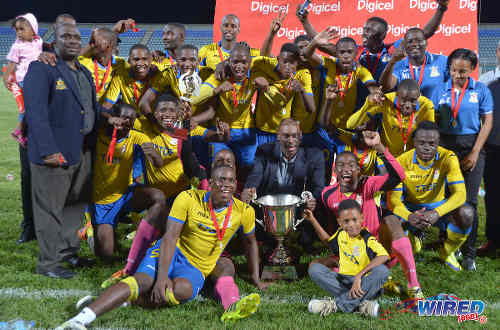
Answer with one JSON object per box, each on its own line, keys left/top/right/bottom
{"left": 0, "top": 0, "right": 498, "bottom": 24}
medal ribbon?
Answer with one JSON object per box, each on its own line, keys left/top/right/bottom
{"left": 336, "top": 70, "right": 353, "bottom": 101}
{"left": 133, "top": 79, "right": 149, "bottom": 104}
{"left": 451, "top": 79, "right": 469, "bottom": 121}
{"left": 409, "top": 57, "right": 426, "bottom": 88}
{"left": 230, "top": 77, "right": 247, "bottom": 108}
{"left": 209, "top": 195, "right": 233, "bottom": 249}
{"left": 217, "top": 45, "right": 225, "bottom": 62}
{"left": 366, "top": 51, "right": 383, "bottom": 75}
{"left": 105, "top": 127, "right": 118, "bottom": 165}
{"left": 94, "top": 59, "right": 112, "bottom": 94}
{"left": 395, "top": 98, "right": 415, "bottom": 149}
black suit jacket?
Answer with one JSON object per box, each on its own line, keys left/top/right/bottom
{"left": 244, "top": 142, "right": 325, "bottom": 200}
{"left": 24, "top": 57, "right": 102, "bottom": 165}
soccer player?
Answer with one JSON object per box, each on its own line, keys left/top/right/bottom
{"left": 303, "top": 30, "right": 378, "bottom": 131}
{"left": 89, "top": 103, "right": 167, "bottom": 276}
{"left": 77, "top": 27, "right": 127, "bottom": 103}
{"left": 379, "top": 28, "right": 448, "bottom": 99}
{"left": 192, "top": 42, "right": 257, "bottom": 174}
{"left": 347, "top": 79, "right": 435, "bottom": 157}
{"left": 56, "top": 165, "right": 266, "bottom": 329}
{"left": 306, "top": 199, "right": 389, "bottom": 318}
{"left": 431, "top": 49, "right": 494, "bottom": 270}
{"left": 102, "top": 44, "right": 160, "bottom": 134}
{"left": 251, "top": 43, "right": 315, "bottom": 145}
{"left": 321, "top": 130, "right": 405, "bottom": 236}
{"left": 382, "top": 121, "right": 473, "bottom": 298}
{"left": 296, "top": 1, "right": 449, "bottom": 80}
{"left": 152, "top": 23, "right": 185, "bottom": 71}
{"left": 198, "top": 14, "right": 260, "bottom": 72}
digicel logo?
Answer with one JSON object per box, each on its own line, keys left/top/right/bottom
{"left": 459, "top": 0, "right": 477, "bottom": 11}
{"left": 358, "top": 0, "right": 394, "bottom": 13}
{"left": 409, "top": 0, "right": 438, "bottom": 12}
{"left": 250, "top": 1, "right": 290, "bottom": 15}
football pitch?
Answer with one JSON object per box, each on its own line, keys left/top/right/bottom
{"left": 0, "top": 87, "right": 498, "bottom": 329}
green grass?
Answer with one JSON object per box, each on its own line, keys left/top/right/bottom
{"left": 0, "top": 87, "right": 499, "bottom": 329}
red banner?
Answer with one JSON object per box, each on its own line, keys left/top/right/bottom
{"left": 214, "top": 0, "right": 478, "bottom": 59}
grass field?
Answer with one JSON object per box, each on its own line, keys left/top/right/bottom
{"left": 0, "top": 86, "right": 498, "bottom": 329}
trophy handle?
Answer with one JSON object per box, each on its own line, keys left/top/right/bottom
{"left": 255, "top": 218, "right": 265, "bottom": 228}
{"left": 293, "top": 217, "right": 306, "bottom": 231}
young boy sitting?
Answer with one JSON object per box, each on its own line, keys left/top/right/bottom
{"left": 304, "top": 199, "right": 389, "bottom": 317}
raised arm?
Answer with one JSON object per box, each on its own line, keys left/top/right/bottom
{"left": 303, "top": 26, "right": 339, "bottom": 68}
{"left": 423, "top": 1, "right": 449, "bottom": 39}
{"left": 379, "top": 41, "right": 406, "bottom": 92}
{"left": 346, "top": 92, "right": 385, "bottom": 129}
{"left": 261, "top": 10, "right": 286, "bottom": 57}
{"left": 296, "top": 5, "right": 337, "bottom": 57}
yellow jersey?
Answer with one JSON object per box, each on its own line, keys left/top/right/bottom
{"left": 321, "top": 57, "right": 375, "bottom": 129}
{"left": 251, "top": 56, "right": 313, "bottom": 133}
{"left": 387, "top": 147, "right": 466, "bottom": 221}
{"left": 146, "top": 126, "right": 207, "bottom": 198}
{"left": 198, "top": 42, "right": 261, "bottom": 72}
{"left": 93, "top": 129, "right": 151, "bottom": 204}
{"left": 77, "top": 54, "right": 127, "bottom": 103}
{"left": 103, "top": 67, "right": 162, "bottom": 134}
{"left": 346, "top": 92, "right": 435, "bottom": 157}
{"left": 193, "top": 73, "right": 256, "bottom": 129}
{"left": 150, "top": 66, "right": 182, "bottom": 97}
{"left": 328, "top": 228, "right": 388, "bottom": 276}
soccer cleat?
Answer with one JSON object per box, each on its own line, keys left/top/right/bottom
{"left": 55, "top": 320, "right": 87, "bottom": 330}
{"left": 439, "top": 247, "right": 462, "bottom": 271}
{"left": 383, "top": 276, "right": 403, "bottom": 296}
{"left": 220, "top": 293, "right": 261, "bottom": 323}
{"left": 75, "top": 295, "right": 95, "bottom": 311}
{"left": 358, "top": 300, "right": 379, "bottom": 318}
{"left": 408, "top": 232, "right": 422, "bottom": 254}
{"left": 101, "top": 268, "right": 127, "bottom": 289}
{"left": 407, "top": 286, "right": 424, "bottom": 299}
{"left": 126, "top": 230, "right": 137, "bottom": 241}
{"left": 462, "top": 257, "right": 477, "bottom": 272}
{"left": 308, "top": 298, "right": 337, "bottom": 316}
{"left": 78, "top": 217, "right": 92, "bottom": 241}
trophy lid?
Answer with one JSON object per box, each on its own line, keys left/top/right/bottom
{"left": 255, "top": 194, "right": 301, "bottom": 207}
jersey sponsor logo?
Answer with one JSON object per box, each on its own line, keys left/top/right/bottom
{"left": 469, "top": 92, "right": 478, "bottom": 103}
{"left": 415, "top": 183, "right": 436, "bottom": 192}
{"left": 154, "top": 144, "right": 174, "bottom": 157}
{"left": 430, "top": 66, "right": 440, "bottom": 77}
{"left": 357, "top": 0, "right": 394, "bottom": 13}
{"left": 343, "top": 250, "right": 360, "bottom": 265}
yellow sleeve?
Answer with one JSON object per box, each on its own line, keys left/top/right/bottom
{"left": 167, "top": 191, "right": 192, "bottom": 224}
{"left": 346, "top": 98, "right": 383, "bottom": 129}
{"left": 198, "top": 46, "right": 208, "bottom": 66}
{"left": 191, "top": 125, "right": 208, "bottom": 137}
{"left": 133, "top": 131, "right": 152, "bottom": 145}
{"left": 192, "top": 74, "right": 219, "bottom": 105}
{"left": 241, "top": 204, "right": 256, "bottom": 235}
{"left": 367, "top": 236, "right": 389, "bottom": 257}
{"left": 151, "top": 68, "right": 180, "bottom": 96}
{"left": 103, "top": 73, "right": 122, "bottom": 104}
{"left": 296, "top": 69, "right": 313, "bottom": 94}
{"left": 357, "top": 65, "right": 376, "bottom": 84}
{"left": 250, "top": 48, "right": 261, "bottom": 57}
{"left": 434, "top": 153, "right": 466, "bottom": 217}
{"left": 419, "top": 96, "right": 435, "bottom": 122}
{"left": 387, "top": 182, "right": 412, "bottom": 222}
{"left": 336, "top": 129, "right": 354, "bottom": 145}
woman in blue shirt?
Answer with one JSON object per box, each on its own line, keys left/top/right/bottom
{"left": 431, "top": 48, "right": 494, "bottom": 271}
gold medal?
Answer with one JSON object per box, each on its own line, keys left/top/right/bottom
{"left": 452, "top": 119, "right": 457, "bottom": 127}
{"left": 282, "top": 108, "right": 287, "bottom": 115}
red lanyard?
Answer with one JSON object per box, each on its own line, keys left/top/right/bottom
{"left": 105, "top": 127, "right": 118, "bottom": 165}
{"left": 217, "top": 45, "right": 225, "bottom": 62}
{"left": 133, "top": 80, "right": 149, "bottom": 104}
{"left": 230, "top": 78, "right": 247, "bottom": 108}
{"left": 353, "top": 146, "right": 369, "bottom": 167}
{"left": 365, "top": 51, "right": 383, "bottom": 75}
{"left": 409, "top": 58, "right": 426, "bottom": 88}
{"left": 279, "top": 73, "right": 296, "bottom": 96}
{"left": 395, "top": 98, "right": 415, "bottom": 151}
{"left": 451, "top": 79, "right": 469, "bottom": 120}
{"left": 336, "top": 70, "right": 353, "bottom": 101}
{"left": 168, "top": 55, "right": 175, "bottom": 65}
{"left": 94, "top": 59, "right": 112, "bottom": 94}
{"left": 208, "top": 195, "right": 233, "bottom": 250}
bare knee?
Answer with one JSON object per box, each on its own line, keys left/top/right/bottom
{"left": 382, "top": 215, "right": 405, "bottom": 240}
{"left": 173, "top": 278, "right": 193, "bottom": 302}
{"left": 211, "top": 257, "right": 235, "bottom": 280}
{"left": 150, "top": 189, "right": 166, "bottom": 207}
{"left": 452, "top": 204, "right": 474, "bottom": 229}
{"left": 95, "top": 224, "right": 114, "bottom": 258}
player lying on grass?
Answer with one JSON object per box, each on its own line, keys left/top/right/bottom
{"left": 57, "top": 165, "right": 266, "bottom": 330}
{"left": 305, "top": 199, "right": 390, "bottom": 318}
{"left": 380, "top": 121, "right": 473, "bottom": 299}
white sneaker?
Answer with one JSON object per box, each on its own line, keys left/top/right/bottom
{"left": 308, "top": 298, "right": 337, "bottom": 316}
{"left": 55, "top": 320, "right": 87, "bottom": 330}
{"left": 358, "top": 300, "right": 379, "bottom": 318}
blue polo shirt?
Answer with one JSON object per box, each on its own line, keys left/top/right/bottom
{"left": 431, "top": 78, "right": 494, "bottom": 135}
{"left": 393, "top": 52, "right": 448, "bottom": 99}
{"left": 357, "top": 39, "right": 403, "bottom": 81}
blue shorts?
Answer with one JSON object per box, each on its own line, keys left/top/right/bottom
{"left": 256, "top": 129, "right": 276, "bottom": 146}
{"left": 89, "top": 187, "right": 136, "bottom": 228}
{"left": 136, "top": 239, "right": 204, "bottom": 301}
{"left": 210, "top": 127, "right": 257, "bottom": 167}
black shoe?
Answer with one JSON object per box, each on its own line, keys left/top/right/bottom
{"left": 17, "top": 226, "right": 36, "bottom": 244}
{"left": 37, "top": 266, "right": 76, "bottom": 279}
{"left": 462, "top": 257, "right": 477, "bottom": 271}
{"left": 65, "top": 256, "right": 95, "bottom": 268}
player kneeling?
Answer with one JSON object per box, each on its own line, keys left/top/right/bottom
{"left": 305, "top": 199, "right": 389, "bottom": 317}
{"left": 56, "top": 166, "right": 266, "bottom": 329}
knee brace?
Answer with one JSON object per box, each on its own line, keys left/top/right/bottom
{"left": 120, "top": 276, "right": 139, "bottom": 302}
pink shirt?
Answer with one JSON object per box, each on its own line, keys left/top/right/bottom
{"left": 321, "top": 148, "right": 405, "bottom": 237}
{"left": 6, "top": 38, "right": 43, "bottom": 83}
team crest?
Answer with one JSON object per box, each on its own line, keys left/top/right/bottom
{"left": 56, "top": 78, "right": 67, "bottom": 90}
{"left": 430, "top": 66, "right": 440, "bottom": 77}
{"left": 469, "top": 92, "right": 478, "bottom": 103}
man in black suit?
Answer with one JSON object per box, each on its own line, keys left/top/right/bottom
{"left": 241, "top": 119, "right": 325, "bottom": 249}
{"left": 24, "top": 23, "right": 102, "bottom": 279}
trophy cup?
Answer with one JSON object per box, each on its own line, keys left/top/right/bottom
{"left": 253, "top": 191, "right": 313, "bottom": 280}
{"left": 178, "top": 70, "right": 202, "bottom": 104}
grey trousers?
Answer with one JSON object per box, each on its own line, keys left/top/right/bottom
{"left": 30, "top": 150, "right": 92, "bottom": 272}
{"left": 308, "top": 262, "right": 389, "bottom": 313}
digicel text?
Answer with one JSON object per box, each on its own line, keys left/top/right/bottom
{"left": 357, "top": 0, "right": 394, "bottom": 13}
{"left": 250, "top": 1, "right": 289, "bottom": 15}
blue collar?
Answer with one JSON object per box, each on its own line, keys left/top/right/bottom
{"left": 217, "top": 41, "right": 231, "bottom": 54}
{"left": 393, "top": 95, "right": 420, "bottom": 112}
{"left": 412, "top": 149, "right": 439, "bottom": 170}
{"left": 403, "top": 52, "right": 432, "bottom": 67}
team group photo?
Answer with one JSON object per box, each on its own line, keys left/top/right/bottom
{"left": 0, "top": 0, "right": 498, "bottom": 328}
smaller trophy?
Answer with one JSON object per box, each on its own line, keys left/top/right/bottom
{"left": 178, "top": 70, "right": 202, "bottom": 104}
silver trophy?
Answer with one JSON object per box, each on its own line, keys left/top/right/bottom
{"left": 253, "top": 191, "right": 313, "bottom": 280}
{"left": 178, "top": 71, "right": 202, "bottom": 103}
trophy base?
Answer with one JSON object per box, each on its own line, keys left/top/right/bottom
{"left": 261, "top": 265, "right": 298, "bottom": 281}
